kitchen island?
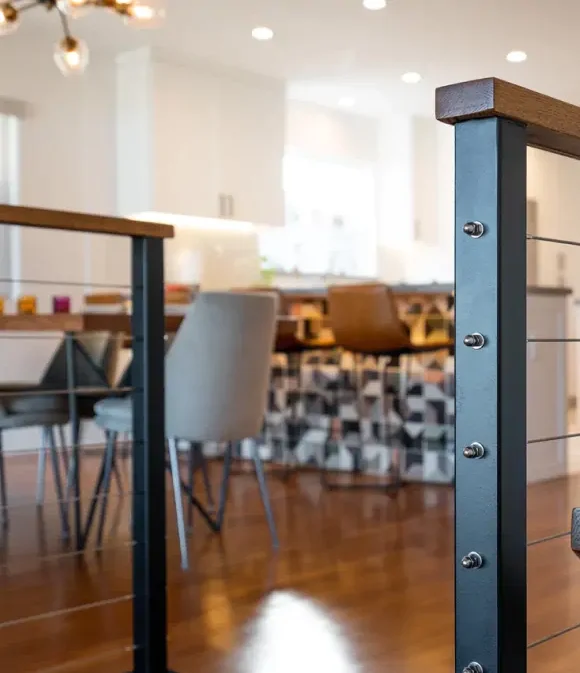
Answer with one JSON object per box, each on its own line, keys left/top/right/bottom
{"left": 232, "top": 283, "right": 570, "bottom": 485}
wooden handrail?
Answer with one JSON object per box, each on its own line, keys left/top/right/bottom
{"left": 0, "top": 204, "right": 174, "bottom": 238}
{"left": 436, "top": 77, "right": 580, "bottom": 160}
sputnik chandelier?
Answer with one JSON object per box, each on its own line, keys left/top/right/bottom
{"left": 0, "top": 0, "right": 165, "bottom": 75}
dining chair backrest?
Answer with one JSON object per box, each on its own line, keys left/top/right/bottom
{"left": 40, "top": 332, "right": 111, "bottom": 389}
{"left": 328, "top": 283, "right": 411, "bottom": 353}
{"left": 165, "top": 291, "right": 277, "bottom": 442}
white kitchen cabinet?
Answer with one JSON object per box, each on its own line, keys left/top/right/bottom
{"left": 116, "top": 51, "right": 285, "bottom": 225}
{"left": 216, "top": 75, "right": 285, "bottom": 226}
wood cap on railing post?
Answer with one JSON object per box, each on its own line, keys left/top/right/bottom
{"left": 436, "top": 77, "right": 580, "bottom": 160}
{"left": 0, "top": 204, "right": 174, "bottom": 238}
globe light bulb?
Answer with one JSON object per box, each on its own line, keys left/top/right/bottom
{"left": 56, "top": 0, "right": 93, "bottom": 18}
{"left": 0, "top": 3, "right": 19, "bottom": 36}
{"left": 53, "top": 36, "right": 89, "bottom": 76}
{"left": 121, "top": 0, "right": 165, "bottom": 27}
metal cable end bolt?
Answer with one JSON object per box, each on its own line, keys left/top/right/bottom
{"left": 463, "top": 333, "right": 485, "bottom": 349}
{"left": 463, "top": 442, "right": 485, "bottom": 459}
{"left": 461, "top": 552, "right": 483, "bottom": 570}
{"left": 463, "top": 663, "right": 484, "bottom": 673}
{"left": 463, "top": 221, "right": 485, "bottom": 238}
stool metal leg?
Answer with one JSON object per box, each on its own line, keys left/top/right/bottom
{"left": 168, "top": 437, "right": 188, "bottom": 570}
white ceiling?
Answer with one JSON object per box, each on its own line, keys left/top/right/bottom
{"left": 15, "top": 0, "right": 580, "bottom": 117}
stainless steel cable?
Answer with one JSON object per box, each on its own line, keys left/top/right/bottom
{"left": 527, "top": 233, "right": 580, "bottom": 248}
{"left": 528, "top": 620, "right": 580, "bottom": 649}
{"left": 0, "top": 541, "right": 136, "bottom": 572}
{"left": 28, "top": 645, "right": 136, "bottom": 673}
{"left": 527, "top": 531, "right": 570, "bottom": 547}
{"left": 0, "top": 594, "right": 134, "bottom": 630}
{"left": 0, "top": 488, "right": 134, "bottom": 513}
{"left": 528, "top": 432, "right": 580, "bottom": 445}
{"left": 0, "top": 277, "right": 131, "bottom": 289}
{"left": 0, "top": 385, "right": 134, "bottom": 398}
{"left": 527, "top": 338, "right": 580, "bottom": 343}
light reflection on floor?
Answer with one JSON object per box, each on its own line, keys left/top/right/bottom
{"left": 236, "top": 590, "right": 360, "bottom": 673}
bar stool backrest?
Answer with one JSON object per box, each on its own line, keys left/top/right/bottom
{"left": 328, "top": 283, "right": 410, "bottom": 353}
{"left": 165, "top": 291, "right": 277, "bottom": 442}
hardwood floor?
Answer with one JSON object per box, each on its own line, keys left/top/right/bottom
{"left": 0, "top": 453, "right": 579, "bottom": 673}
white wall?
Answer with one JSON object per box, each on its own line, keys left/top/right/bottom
{"left": 0, "top": 40, "right": 117, "bottom": 450}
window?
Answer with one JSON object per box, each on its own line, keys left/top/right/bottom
{"left": 0, "top": 114, "right": 20, "bottom": 296}
{"left": 259, "top": 150, "right": 377, "bottom": 277}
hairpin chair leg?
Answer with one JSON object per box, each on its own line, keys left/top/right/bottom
{"left": 0, "top": 431, "right": 7, "bottom": 528}
{"left": 252, "top": 441, "right": 279, "bottom": 548}
{"left": 168, "top": 437, "right": 189, "bottom": 570}
{"left": 46, "top": 426, "right": 70, "bottom": 540}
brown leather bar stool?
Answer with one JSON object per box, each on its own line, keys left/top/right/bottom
{"left": 323, "top": 283, "right": 452, "bottom": 492}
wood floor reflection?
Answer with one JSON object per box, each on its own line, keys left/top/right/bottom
{"left": 0, "top": 453, "right": 579, "bottom": 672}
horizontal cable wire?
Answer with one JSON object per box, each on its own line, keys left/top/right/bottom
{"left": 527, "top": 531, "right": 570, "bottom": 547}
{"left": 528, "top": 432, "right": 580, "bottom": 445}
{"left": 528, "top": 620, "right": 580, "bottom": 650}
{"left": 527, "top": 338, "right": 580, "bottom": 343}
{"left": 527, "top": 234, "right": 580, "bottom": 248}
{"left": 0, "top": 386, "right": 134, "bottom": 398}
{"left": 0, "top": 277, "right": 131, "bottom": 289}
{"left": 28, "top": 644, "right": 136, "bottom": 673}
{"left": 0, "top": 594, "right": 134, "bottom": 630}
{"left": 0, "top": 541, "right": 136, "bottom": 572}
{"left": 0, "top": 489, "right": 134, "bottom": 513}
{"left": 0, "top": 334, "right": 70, "bottom": 340}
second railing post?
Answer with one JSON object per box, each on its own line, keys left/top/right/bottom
{"left": 454, "top": 117, "right": 528, "bottom": 673}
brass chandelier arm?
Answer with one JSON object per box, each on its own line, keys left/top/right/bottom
{"left": 11, "top": 1, "right": 40, "bottom": 12}
{"left": 55, "top": 3, "right": 72, "bottom": 39}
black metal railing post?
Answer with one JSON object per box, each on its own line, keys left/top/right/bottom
{"left": 131, "top": 235, "right": 171, "bottom": 673}
{"left": 455, "top": 118, "right": 528, "bottom": 673}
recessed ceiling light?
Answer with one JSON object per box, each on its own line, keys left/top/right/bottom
{"left": 338, "top": 97, "right": 355, "bottom": 108}
{"left": 252, "top": 26, "right": 274, "bottom": 41}
{"left": 506, "top": 50, "right": 527, "bottom": 63}
{"left": 363, "top": 0, "right": 387, "bottom": 10}
{"left": 401, "top": 72, "right": 422, "bottom": 84}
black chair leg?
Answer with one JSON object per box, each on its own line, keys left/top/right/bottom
{"left": 46, "top": 426, "right": 70, "bottom": 540}
{"left": 83, "top": 431, "right": 115, "bottom": 545}
{"left": 215, "top": 442, "right": 233, "bottom": 530}
{"left": 252, "top": 441, "right": 279, "bottom": 548}
{"left": 96, "top": 431, "right": 117, "bottom": 547}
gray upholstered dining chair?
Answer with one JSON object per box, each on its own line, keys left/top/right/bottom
{"left": 87, "top": 291, "right": 279, "bottom": 569}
